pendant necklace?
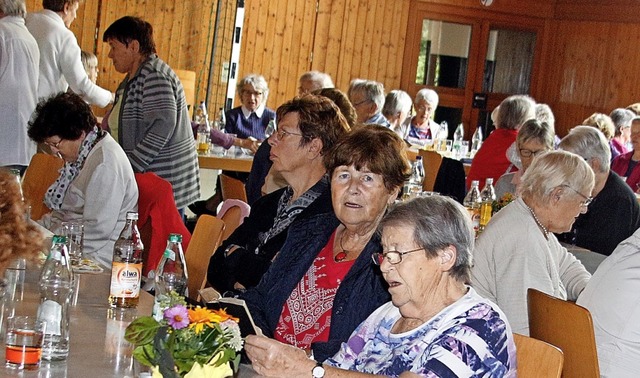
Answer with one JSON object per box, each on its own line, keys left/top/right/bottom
{"left": 335, "top": 231, "right": 349, "bottom": 262}
{"left": 525, "top": 203, "right": 549, "bottom": 239}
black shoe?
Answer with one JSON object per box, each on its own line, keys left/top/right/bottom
{"left": 188, "top": 200, "right": 217, "bottom": 216}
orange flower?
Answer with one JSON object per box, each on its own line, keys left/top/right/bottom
{"left": 210, "top": 308, "right": 239, "bottom": 323}
{"left": 187, "top": 307, "right": 239, "bottom": 334}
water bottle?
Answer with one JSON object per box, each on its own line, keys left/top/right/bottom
{"left": 464, "top": 180, "right": 482, "bottom": 235}
{"left": 152, "top": 234, "right": 188, "bottom": 321}
{"left": 38, "top": 235, "right": 74, "bottom": 361}
{"left": 478, "top": 178, "right": 497, "bottom": 233}
{"left": 438, "top": 121, "right": 449, "bottom": 140}
{"left": 109, "top": 212, "right": 144, "bottom": 309}
{"left": 453, "top": 123, "right": 464, "bottom": 157}
{"left": 403, "top": 157, "right": 425, "bottom": 199}
{"left": 217, "top": 107, "right": 226, "bottom": 132}
{"left": 471, "top": 126, "right": 483, "bottom": 155}
{"left": 196, "top": 101, "right": 210, "bottom": 154}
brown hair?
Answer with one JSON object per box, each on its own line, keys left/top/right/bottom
{"left": 276, "top": 94, "right": 350, "bottom": 155}
{"left": 582, "top": 112, "right": 615, "bottom": 140}
{"left": 0, "top": 169, "right": 44, "bottom": 273}
{"left": 43, "top": 0, "right": 80, "bottom": 12}
{"left": 324, "top": 125, "right": 410, "bottom": 191}
{"left": 313, "top": 88, "right": 358, "bottom": 129}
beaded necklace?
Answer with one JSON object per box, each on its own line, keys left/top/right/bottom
{"left": 525, "top": 203, "right": 549, "bottom": 239}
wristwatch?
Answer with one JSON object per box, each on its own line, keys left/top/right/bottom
{"left": 311, "top": 361, "right": 325, "bottom": 378}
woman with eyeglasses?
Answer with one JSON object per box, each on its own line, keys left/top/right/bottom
{"left": 243, "top": 126, "right": 407, "bottom": 365}
{"left": 495, "top": 119, "right": 555, "bottom": 199}
{"left": 472, "top": 150, "right": 594, "bottom": 335}
{"left": 245, "top": 195, "right": 516, "bottom": 377}
{"left": 27, "top": 92, "right": 138, "bottom": 267}
{"left": 609, "top": 108, "right": 635, "bottom": 160}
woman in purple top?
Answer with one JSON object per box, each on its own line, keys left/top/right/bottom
{"left": 245, "top": 196, "right": 516, "bottom": 378}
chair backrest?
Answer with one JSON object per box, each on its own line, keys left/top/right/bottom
{"left": 527, "top": 288, "right": 600, "bottom": 378}
{"left": 22, "top": 153, "right": 64, "bottom": 221}
{"left": 514, "top": 333, "right": 564, "bottom": 378}
{"left": 220, "top": 174, "right": 248, "bottom": 202}
{"left": 174, "top": 69, "right": 196, "bottom": 119}
{"left": 217, "top": 199, "right": 250, "bottom": 242}
{"left": 418, "top": 149, "right": 443, "bottom": 192}
{"left": 185, "top": 215, "right": 225, "bottom": 302}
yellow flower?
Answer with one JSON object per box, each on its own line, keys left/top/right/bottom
{"left": 185, "top": 353, "right": 232, "bottom": 378}
{"left": 187, "top": 307, "right": 239, "bottom": 334}
{"left": 210, "top": 308, "right": 239, "bottom": 323}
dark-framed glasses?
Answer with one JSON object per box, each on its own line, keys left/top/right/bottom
{"left": 372, "top": 247, "right": 424, "bottom": 265}
{"left": 561, "top": 184, "right": 593, "bottom": 207}
{"left": 519, "top": 148, "right": 547, "bottom": 158}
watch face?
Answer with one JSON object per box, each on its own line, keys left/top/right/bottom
{"left": 312, "top": 365, "right": 325, "bottom": 378}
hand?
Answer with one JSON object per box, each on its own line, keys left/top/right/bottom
{"left": 245, "top": 335, "right": 314, "bottom": 378}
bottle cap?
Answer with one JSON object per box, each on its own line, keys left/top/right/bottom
{"left": 168, "top": 233, "right": 182, "bottom": 242}
{"left": 126, "top": 212, "right": 139, "bottom": 220}
{"left": 52, "top": 235, "right": 67, "bottom": 244}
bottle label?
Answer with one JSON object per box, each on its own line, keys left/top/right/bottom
{"left": 109, "top": 262, "right": 142, "bottom": 298}
{"left": 37, "top": 300, "right": 62, "bottom": 335}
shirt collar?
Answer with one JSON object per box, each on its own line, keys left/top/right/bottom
{"left": 241, "top": 105, "right": 265, "bottom": 119}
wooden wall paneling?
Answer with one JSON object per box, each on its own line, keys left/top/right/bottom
{"left": 415, "top": 0, "right": 554, "bottom": 19}
{"left": 351, "top": 0, "right": 371, "bottom": 83}
{"left": 555, "top": 0, "right": 640, "bottom": 23}
{"left": 208, "top": 0, "right": 236, "bottom": 115}
{"left": 266, "top": 0, "right": 287, "bottom": 106}
{"left": 314, "top": 0, "right": 346, "bottom": 85}
{"left": 336, "top": 0, "right": 359, "bottom": 90}
{"left": 289, "top": 0, "right": 316, "bottom": 98}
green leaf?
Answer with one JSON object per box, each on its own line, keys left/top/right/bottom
{"left": 125, "top": 317, "right": 162, "bottom": 345}
{"left": 132, "top": 344, "right": 156, "bottom": 367}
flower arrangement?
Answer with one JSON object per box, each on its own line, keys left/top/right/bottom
{"left": 492, "top": 192, "right": 516, "bottom": 214}
{"left": 125, "top": 293, "right": 243, "bottom": 378}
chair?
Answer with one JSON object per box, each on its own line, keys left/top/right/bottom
{"left": 21, "top": 153, "right": 64, "bottom": 220}
{"left": 217, "top": 199, "right": 250, "bottom": 242}
{"left": 135, "top": 172, "right": 192, "bottom": 276}
{"left": 527, "top": 288, "right": 600, "bottom": 378}
{"left": 220, "top": 173, "right": 248, "bottom": 202}
{"left": 514, "top": 333, "right": 564, "bottom": 378}
{"left": 174, "top": 69, "right": 196, "bottom": 119}
{"left": 185, "top": 215, "right": 225, "bottom": 302}
{"left": 418, "top": 149, "right": 443, "bottom": 192}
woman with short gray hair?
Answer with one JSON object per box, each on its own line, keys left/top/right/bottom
{"left": 401, "top": 88, "right": 440, "bottom": 144}
{"left": 610, "top": 108, "right": 634, "bottom": 159}
{"left": 382, "top": 90, "right": 412, "bottom": 138}
{"left": 472, "top": 150, "right": 593, "bottom": 334}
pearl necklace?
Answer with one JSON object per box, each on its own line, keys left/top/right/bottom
{"left": 525, "top": 203, "right": 549, "bottom": 238}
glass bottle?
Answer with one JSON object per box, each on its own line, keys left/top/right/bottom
{"left": 403, "top": 157, "right": 425, "bottom": 200}
{"left": 478, "top": 178, "right": 497, "bottom": 233}
{"left": 217, "top": 107, "right": 226, "bottom": 132}
{"left": 464, "top": 180, "right": 482, "bottom": 235}
{"left": 453, "top": 123, "right": 464, "bottom": 158}
{"left": 196, "top": 101, "right": 210, "bottom": 154}
{"left": 109, "top": 212, "right": 144, "bottom": 308}
{"left": 152, "top": 234, "right": 188, "bottom": 321}
{"left": 38, "top": 235, "right": 74, "bottom": 361}
{"left": 471, "top": 126, "right": 483, "bottom": 155}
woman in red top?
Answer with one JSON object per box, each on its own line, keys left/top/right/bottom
{"left": 466, "top": 95, "right": 536, "bottom": 189}
{"left": 612, "top": 117, "right": 640, "bottom": 192}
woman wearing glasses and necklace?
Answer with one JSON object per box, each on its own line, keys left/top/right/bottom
{"left": 246, "top": 195, "right": 516, "bottom": 377}
{"left": 472, "top": 150, "right": 594, "bottom": 335}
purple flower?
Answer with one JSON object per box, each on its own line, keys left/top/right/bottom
{"left": 164, "top": 305, "right": 189, "bottom": 329}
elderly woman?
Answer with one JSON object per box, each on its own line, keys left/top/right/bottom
{"left": 610, "top": 108, "right": 634, "bottom": 159}
{"left": 382, "top": 89, "right": 413, "bottom": 137}
{"left": 208, "top": 95, "right": 350, "bottom": 294}
{"left": 246, "top": 196, "right": 516, "bottom": 377}
{"left": 612, "top": 117, "right": 640, "bottom": 192}
{"left": 495, "top": 119, "right": 555, "bottom": 198}
{"left": 242, "top": 126, "right": 409, "bottom": 362}
{"left": 28, "top": 92, "right": 138, "bottom": 267}
{"left": 467, "top": 95, "right": 536, "bottom": 189}
{"left": 103, "top": 16, "right": 199, "bottom": 213}
{"left": 401, "top": 88, "right": 440, "bottom": 143}
{"left": 472, "top": 150, "right": 593, "bottom": 334}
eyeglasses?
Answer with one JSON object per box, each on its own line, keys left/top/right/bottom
{"left": 372, "top": 247, "right": 424, "bottom": 265}
{"left": 241, "top": 90, "right": 264, "bottom": 97}
{"left": 561, "top": 184, "right": 593, "bottom": 207}
{"left": 352, "top": 98, "right": 371, "bottom": 107}
{"left": 519, "top": 148, "right": 547, "bottom": 158}
{"left": 45, "top": 139, "right": 63, "bottom": 149}
{"left": 274, "top": 128, "right": 302, "bottom": 141}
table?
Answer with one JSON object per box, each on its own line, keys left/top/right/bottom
{"left": 198, "top": 152, "right": 253, "bottom": 172}
{"left": 0, "top": 264, "right": 262, "bottom": 377}
{"left": 563, "top": 243, "right": 607, "bottom": 274}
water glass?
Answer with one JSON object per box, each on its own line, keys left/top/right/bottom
{"left": 445, "top": 139, "right": 453, "bottom": 152}
{"left": 61, "top": 221, "right": 84, "bottom": 265}
{"left": 460, "top": 141, "right": 470, "bottom": 157}
{"left": 5, "top": 316, "right": 46, "bottom": 370}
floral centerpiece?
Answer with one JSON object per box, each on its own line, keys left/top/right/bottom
{"left": 492, "top": 192, "right": 516, "bottom": 214}
{"left": 125, "top": 293, "right": 243, "bottom": 378}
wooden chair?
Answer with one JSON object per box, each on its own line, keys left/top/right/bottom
{"left": 514, "top": 333, "right": 564, "bottom": 378}
{"left": 174, "top": 69, "right": 196, "bottom": 119}
{"left": 527, "top": 288, "right": 600, "bottom": 378}
{"left": 185, "top": 215, "right": 225, "bottom": 302}
{"left": 217, "top": 199, "right": 250, "bottom": 242}
{"left": 220, "top": 174, "right": 248, "bottom": 202}
{"left": 418, "top": 149, "right": 443, "bottom": 192}
{"left": 22, "top": 153, "right": 64, "bottom": 220}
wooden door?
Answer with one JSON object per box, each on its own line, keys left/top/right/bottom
{"left": 401, "top": 1, "right": 547, "bottom": 139}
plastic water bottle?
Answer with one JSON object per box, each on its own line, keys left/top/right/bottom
{"left": 471, "top": 126, "right": 483, "bottom": 155}
{"left": 478, "top": 178, "right": 496, "bottom": 233}
{"left": 109, "top": 212, "right": 144, "bottom": 309}
{"left": 152, "top": 234, "right": 188, "bottom": 321}
{"left": 38, "top": 235, "right": 74, "bottom": 360}
{"left": 464, "top": 180, "right": 482, "bottom": 235}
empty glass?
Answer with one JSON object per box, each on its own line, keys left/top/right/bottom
{"left": 61, "top": 221, "right": 84, "bottom": 265}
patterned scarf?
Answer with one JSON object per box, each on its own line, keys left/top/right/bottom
{"left": 255, "top": 175, "right": 329, "bottom": 254}
{"left": 45, "top": 126, "right": 105, "bottom": 210}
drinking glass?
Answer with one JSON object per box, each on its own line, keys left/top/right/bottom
{"left": 460, "top": 141, "right": 470, "bottom": 157}
{"left": 445, "top": 139, "right": 453, "bottom": 152}
{"left": 62, "top": 221, "right": 84, "bottom": 265}
{"left": 5, "top": 316, "right": 45, "bottom": 370}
